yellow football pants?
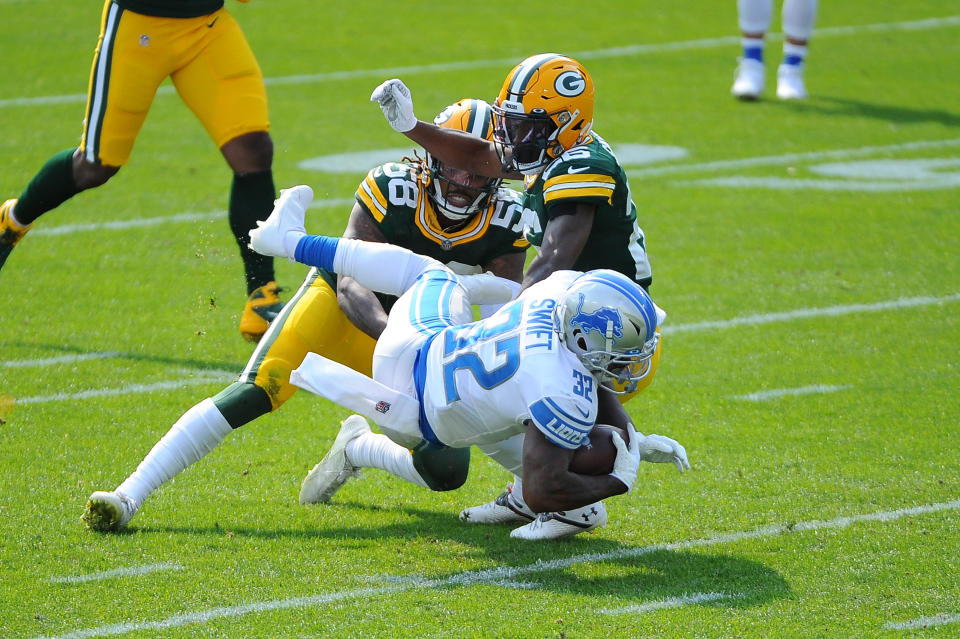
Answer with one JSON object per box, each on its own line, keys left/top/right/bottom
{"left": 81, "top": 0, "right": 269, "bottom": 166}
{"left": 240, "top": 271, "right": 377, "bottom": 411}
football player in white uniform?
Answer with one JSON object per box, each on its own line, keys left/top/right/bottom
{"left": 249, "top": 185, "right": 689, "bottom": 539}
{"left": 370, "top": 53, "right": 674, "bottom": 536}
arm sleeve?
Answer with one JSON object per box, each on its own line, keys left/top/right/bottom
{"left": 294, "top": 235, "right": 340, "bottom": 271}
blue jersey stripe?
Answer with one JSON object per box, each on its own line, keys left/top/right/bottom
{"left": 413, "top": 332, "right": 443, "bottom": 447}
{"left": 409, "top": 270, "right": 457, "bottom": 335}
{"left": 529, "top": 399, "right": 592, "bottom": 449}
{"left": 542, "top": 396, "right": 593, "bottom": 428}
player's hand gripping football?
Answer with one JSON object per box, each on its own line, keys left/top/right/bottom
{"left": 610, "top": 423, "right": 642, "bottom": 492}
{"left": 638, "top": 433, "right": 690, "bottom": 473}
{"left": 248, "top": 185, "right": 312, "bottom": 262}
{"left": 371, "top": 79, "right": 417, "bottom": 133}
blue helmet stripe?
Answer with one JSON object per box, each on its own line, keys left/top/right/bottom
{"left": 574, "top": 271, "right": 656, "bottom": 335}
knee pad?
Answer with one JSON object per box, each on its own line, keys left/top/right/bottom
{"left": 412, "top": 446, "right": 471, "bottom": 491}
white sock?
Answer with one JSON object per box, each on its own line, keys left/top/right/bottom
{"left": 738, "top": 0, "right": 773, "bottom": 34}
{"left": 782, "top": 0, "right": 818, "bottom": 41}
{"left": 345, "top": 431, "right": 429, "bottom": 488}
{"left": 333, "top": 238, "right": 444, "bottom": 297}
{"left": 511, "top": 475, "right": 528, "bottom": 508}
{"left": 116, "top": 398, "right": 232, "bottom": 505}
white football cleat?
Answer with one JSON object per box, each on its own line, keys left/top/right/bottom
{"left": 248, "top": 185, "right": 312, "bottom": 260}
{"left": 82, "top": 491, "right": 139, "bottom": 532}
{"left": 459, "top": 484, "right": 535, "bottom": 525}
{"left": 299, "top": 415, "right": 371, "bottom": 504}
{"left": 509, "top": 501, "right": 608, "bottom": 540}
{"left": 731, "top": 58, "right": 765, "bottom": 100}
{"left": 776, "top": 63, "right": 808, "bottom": 100}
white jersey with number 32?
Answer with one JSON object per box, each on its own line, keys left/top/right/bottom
{"left": 420, "top": 271, "right": 599, "bottom": 449}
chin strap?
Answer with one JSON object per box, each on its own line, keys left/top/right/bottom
{"left": 604, "top": 318, "right": 615, "bottom": 352}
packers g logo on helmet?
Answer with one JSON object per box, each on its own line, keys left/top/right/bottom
{"left": 492, "top": 53, "right": 595, "bottom": 175}
{"left": 424, "top": 98, "right": 502, "bottom": 222}
{"left": 554, "top": 70, "right": 587, "bottom": 97}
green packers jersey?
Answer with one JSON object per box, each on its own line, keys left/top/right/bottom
{"left": 522, "top": 133, "right": 652, "bottom": 287}
{"left": 115, "top": 0, "right": 223, "bottom": 18}
{"left": 356, "top": 162, "right": 528, "bottom": 270}
{"left": 320, "top": 162, "right": 529, "bottom": 310}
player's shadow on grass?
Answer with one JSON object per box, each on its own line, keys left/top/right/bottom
{"left": 134, "top": 500, "right": 493, "bottom": 542}
{"left": 776, "top": 95, "right": 960, "bottom": 128}
{"left": 135, "top": 499, "right": 787, "bottom": 605}
{"left": 137, "top": 507, "right": 789, "bottom": 612}
{"left": 507, "top": 548, "right": 789, "bottom": 610}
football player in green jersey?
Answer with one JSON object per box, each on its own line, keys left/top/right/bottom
{"left": 82, "top": 99, "right": 529, "bottom": 532}
{"left": 0, "top": 0, "right": 282, "bottom": 342}
{"left": 371, "top": 53, "right": 652, "bottom": 293}
{"left": 371, "top": 54, "right": 669, "bottom": 538}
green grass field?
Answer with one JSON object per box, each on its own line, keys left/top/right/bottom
{"left": 1, "top": 1, "right": 958, "bottom": 637}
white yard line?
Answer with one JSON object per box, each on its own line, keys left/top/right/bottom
{"left": 675, "top": 176, "right": 960, "bottom": 191}
{"left": 629, "top": 138, "right": 960, "bottom": 179}
{"left": 4, "top": 294, "right": 957, "bottom": 401}
{"left": 2, "top": 16, "right": 958, "bottom": 109}
{"left": 30, "top": 198, "right": 354, "bottom": 237}
{"left": 599, "top": 591, "right": 734, "bottom": 615}
{"left": 31, "top": 211, "right": 224, "bottom": 237}
{"left": 16, "top": 371, "right": 235, "bottom": 405}
{"left": 731, "top": 385, "right": 852, "bottom": 402}
{"left": 663, "top": 293, "right": 960, "bottom": 334}
{"left": 49, "top": 563, "right": 181, "bottom": 585}
{"left": 1, "top": 352, "right": 123, "bottom": 368}
{"left": 885, "top": 613, "right": 960, "bottom": 630}
{"left": 12, "top": 139, "right": 957, "bottom": 239}
{"left": 34, "top": 498, "right": 960, "bottom": 639}
{"left": 10, "top": 137, "right": 956, "bottom": 240}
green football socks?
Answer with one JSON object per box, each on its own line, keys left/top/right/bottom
{"left": 14, "top": 148, "right": 78, "bottom": 225}
{"left": 230, "top": 170, "right": 276, "bottom": 293}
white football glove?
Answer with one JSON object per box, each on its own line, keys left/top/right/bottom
{"left": 610, "top": 423, "right": 642, "bottom": 492}
{"left": 638, "top": 433, "right": 690, "bottom": 473}
{"left": 370, "top": 79, "right": 417, "bottom": 133}
{"left": 248, "top": 185, "right": 312, "bottom": 262}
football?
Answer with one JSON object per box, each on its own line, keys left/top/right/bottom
{"left": 569, "top": 424, "right": 627, "bottom": 475}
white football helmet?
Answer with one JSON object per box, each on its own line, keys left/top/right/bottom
{"left": 555, "top": 269, "right": 661, "bottom": 394}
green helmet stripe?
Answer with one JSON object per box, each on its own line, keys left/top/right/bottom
{"left": 506, "top": 53, "right": 563, "bottom": 98}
